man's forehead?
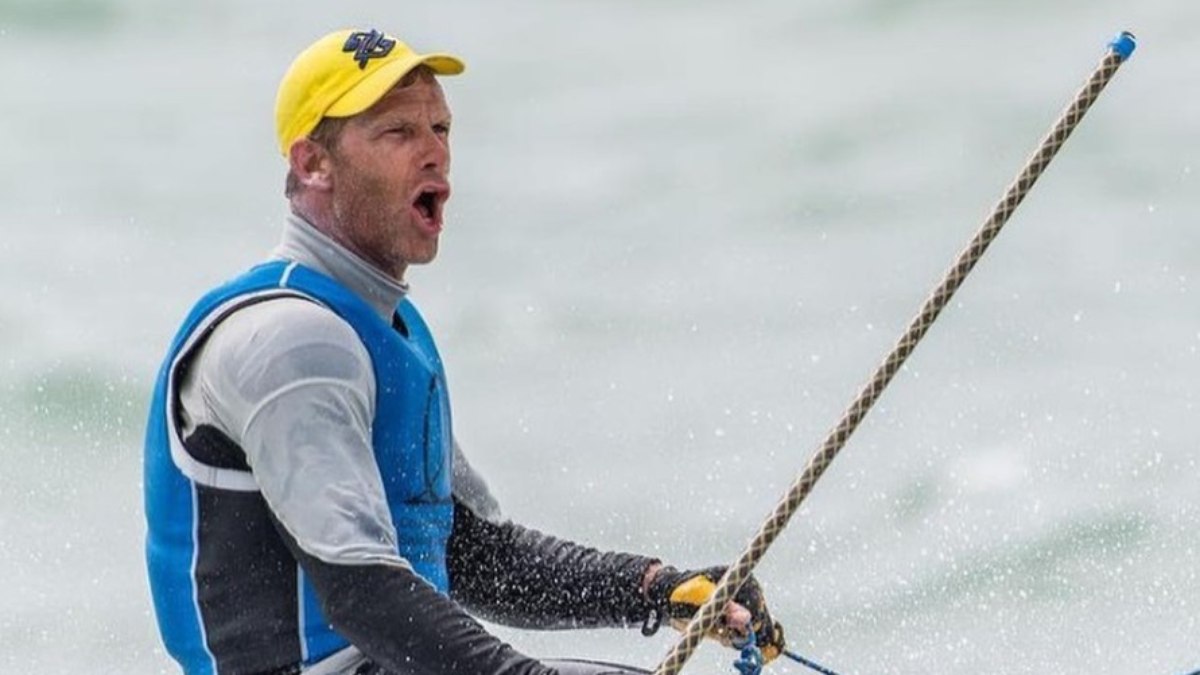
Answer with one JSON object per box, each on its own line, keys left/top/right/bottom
{"left": 381, "top": 81, "right": 448, "bottom": 106}
{"left": 366, "top": 74, "right": 450, "bottom": 117}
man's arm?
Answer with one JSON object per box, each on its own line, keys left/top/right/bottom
{"left": 444, "top": 449, "right": 771, "bottom": 649}
{"left": 447, "top": 498, "right": 659, "bottom": 630}
{"left": 267, "top": 509, "right": 555, "bottom": 675}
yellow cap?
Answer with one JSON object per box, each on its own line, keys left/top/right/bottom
{"left": 274, "top": 29, "right": 464, "bottom": 156}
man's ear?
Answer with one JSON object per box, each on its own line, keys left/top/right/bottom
{"left": 288, "top": 138, "right": 335, "bottom": 192}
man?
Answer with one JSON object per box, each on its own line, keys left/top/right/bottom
{"left": 144, "top": 28, "right": 785, "bottom": 674}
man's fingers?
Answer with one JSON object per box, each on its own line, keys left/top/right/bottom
{"left": 721, "top": 601, "right": 752, "bottom": 636}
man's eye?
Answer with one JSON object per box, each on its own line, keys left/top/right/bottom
{"left": 433, "top": 124, "right": 450, "bottom": 136}
{"left": 388, "top": 125, "right": 414, "bottom": 137}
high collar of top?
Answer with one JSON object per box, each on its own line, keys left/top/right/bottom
{"left": 273, "top": 213, "right": 409, "bottom": 321}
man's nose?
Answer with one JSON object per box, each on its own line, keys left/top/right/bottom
{"left": 421, "top": 128, "right": 449, "bottom": 172}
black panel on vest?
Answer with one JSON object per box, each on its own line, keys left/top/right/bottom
{"left": 184, "top": 424, "right": 252, "bottom": 471}
{"left": 195, "top": 485, "right": 301, "bottom": 673}
{"left": 391, "top": 312, "right": 409, "bottom": 338}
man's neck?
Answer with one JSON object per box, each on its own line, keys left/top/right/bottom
{"left": 272, "top": 213, "right": 409, "bottom": 321}
{"left": 293, "top": 203, "right": 408, "bottom": 282}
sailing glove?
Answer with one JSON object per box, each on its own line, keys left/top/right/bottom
{"left": 642, "top": 565, "right": 786, "bottom": 662}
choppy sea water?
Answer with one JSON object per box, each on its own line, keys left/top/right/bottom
{"left": 1, "top": 1, "right": 1197, "bottom": 673}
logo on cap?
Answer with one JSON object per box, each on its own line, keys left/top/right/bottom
{"left": 343, "top": 30, "right": 395, "bottom": 69}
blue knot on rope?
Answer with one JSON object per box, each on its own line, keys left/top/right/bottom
{"left": 729, "top": 629, "right": 844, "bottom": 675}
{"left": 732, "top": 632, "right": 764, "bottom": 675}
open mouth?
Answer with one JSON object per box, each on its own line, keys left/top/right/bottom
{"left": 411, "top": 185, "right": 448, "bottom": 232}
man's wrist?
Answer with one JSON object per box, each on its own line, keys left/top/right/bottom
{"left": 641, "top": 562, "right": 663, "bottom": 602}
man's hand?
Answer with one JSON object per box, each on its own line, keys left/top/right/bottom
{"left": 642, "top": 565, "right": 786, "bottom": 662}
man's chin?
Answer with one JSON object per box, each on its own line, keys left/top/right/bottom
{"left": 403, "top": 243, "right": 440, "bottom": 267}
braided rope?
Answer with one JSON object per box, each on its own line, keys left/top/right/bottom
{"left": 653, "top": 34, "right": 1135, "bottom": 675}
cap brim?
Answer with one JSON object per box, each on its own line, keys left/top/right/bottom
{"left": 325, "top": 52, "right": 464, "bottom": 119}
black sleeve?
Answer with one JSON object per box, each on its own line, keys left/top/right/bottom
{"left": 447, "top": 499, "right": 659, "bottom": 630}
{"left": 269, "top": 513, "right": 557, "bottom": 675}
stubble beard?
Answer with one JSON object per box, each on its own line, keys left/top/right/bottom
{"left": 330, "top": 165, "right": 432, "bottom": 280}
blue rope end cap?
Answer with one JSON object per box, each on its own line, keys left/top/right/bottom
{"left": 1109, "top": 31, "right": 1137, "bottom": 61}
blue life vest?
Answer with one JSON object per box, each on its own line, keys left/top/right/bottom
{"left": 144, "top": 260, "right": 453, "bottom": 673}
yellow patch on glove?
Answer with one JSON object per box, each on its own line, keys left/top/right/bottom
{"left": 668, "top": 574, "right": 718, "bottom": 608}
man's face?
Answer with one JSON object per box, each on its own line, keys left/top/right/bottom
{"left": 326, "top": 72, "right": 452, "bottom": 279}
